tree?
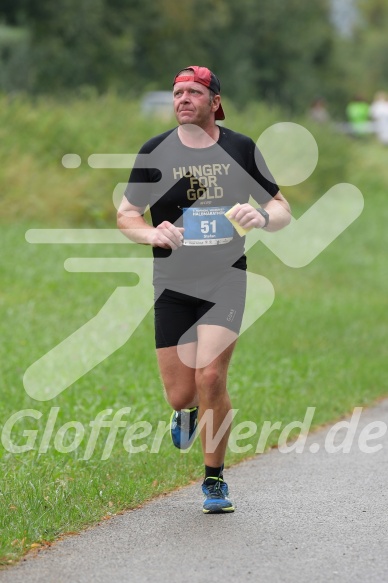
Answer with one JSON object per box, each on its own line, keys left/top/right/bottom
{"left": 0, "top": 0, "right": 342, "bottom": 113}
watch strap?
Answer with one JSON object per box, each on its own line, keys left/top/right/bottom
{"left": 257, "top": 207, "right": 270, "bottom": 228}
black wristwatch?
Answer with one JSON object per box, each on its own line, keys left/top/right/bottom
{"left": 257, "top": 208, "right": 270, "bottom": 228}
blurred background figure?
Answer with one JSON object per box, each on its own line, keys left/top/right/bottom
{"left": 308, "top": 97, "right": 330, "bottom": 124}
{"left": 370, "top": 91, "right": 388, "bottom": 146}
{"left": 346, "top": 95, "right": 371, "bottom": 136}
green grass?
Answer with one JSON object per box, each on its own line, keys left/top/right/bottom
{"left": 0, "top": 97, "right": 387, "bottom": 564}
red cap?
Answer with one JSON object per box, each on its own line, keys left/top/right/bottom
{"left": 173, "top": 66, "right": 225, "bottom": 120}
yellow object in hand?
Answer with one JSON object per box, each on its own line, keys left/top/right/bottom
{"left": 224, "top": 204, "right": 253, "bottom": 237}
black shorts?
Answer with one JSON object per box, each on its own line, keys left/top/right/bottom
{"left": 154, "top": 268, "right": 247, "bottom": 348}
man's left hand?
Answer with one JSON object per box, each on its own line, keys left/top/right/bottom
{"left": 228, "top": 203, "right": 267, "bottom": 230}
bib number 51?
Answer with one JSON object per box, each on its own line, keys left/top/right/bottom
{"left": 200, "top": 220, "right": 217, "bottom": 234}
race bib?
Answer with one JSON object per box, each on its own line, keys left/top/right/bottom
{"left": 182, "top": 206, "right": 233, "bottom": 246}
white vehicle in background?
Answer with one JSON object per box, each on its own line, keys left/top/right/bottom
{"left": 141, "top": 91, "right": 173, "bottom": 120}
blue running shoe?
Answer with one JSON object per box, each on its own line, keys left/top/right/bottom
{"left": 170, "top": 407, "right": 198, "bottom": 450}
{"left": 202, "top": 478, "right": 235, "bottom": 513}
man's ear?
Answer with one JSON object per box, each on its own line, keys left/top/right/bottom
{"left": 212, "top": 94, "right": 221, "bottom": 114}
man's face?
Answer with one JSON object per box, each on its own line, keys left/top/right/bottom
{"left": 173, "top": 80, "right": 219, "bottom": 126}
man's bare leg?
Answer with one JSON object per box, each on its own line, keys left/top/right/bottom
{"left": 156, "top": 342, "right": 198, "bottom": 410}
{"left": 157, "top": 326, "right": 238, "bottom": 512}
{"left": 158, "top": 325, "right": 237, "bottom": 462}
{"left": 195, "top": 325, "right": 237, "bottom": 468}
{"left": 156, "top": 341, "right": 199, "bottom": 450}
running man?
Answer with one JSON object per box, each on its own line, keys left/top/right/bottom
{"left": 117, "top": 66, "right": 291, "bottom": 513}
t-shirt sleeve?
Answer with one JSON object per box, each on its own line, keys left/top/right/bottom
{"left": 247, "top": 139, "right": 279, "bottom": 203}
{"left": 124, "top": 146, "right": 152, "bottom": 208}
{"left": 124, "top": 132, "right": 170, "bottom": 208}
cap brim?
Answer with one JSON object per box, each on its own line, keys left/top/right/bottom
{"left": 215, "top": 102, "right": 225, "bottom": 120}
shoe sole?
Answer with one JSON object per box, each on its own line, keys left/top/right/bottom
{"left": 203, "top": 505, "right": 235, "bottom": 514}
{"left": 202, "top": 508, "right": 234, "bottom": 514}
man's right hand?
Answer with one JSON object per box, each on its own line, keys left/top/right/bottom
{"left": 148, "top": 221, "right": 185, "bottom": 250}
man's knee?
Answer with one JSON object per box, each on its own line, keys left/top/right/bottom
{"left": 195, "top": 366, "right": 227, "bottom": 401}
{"left": 166, "top": 392, "right": 194, "bottom": 412}
{"left": 162, "top": 380, "right": 197, "bottom": 411}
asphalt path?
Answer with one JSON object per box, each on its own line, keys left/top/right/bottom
{"left": 1, "top": 400, "right": 388, "bottom": 583}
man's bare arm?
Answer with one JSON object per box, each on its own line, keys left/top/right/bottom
{"left": 261, "top": 191, "right": 292, "bottom": 232}
{"left": 117, "top": 196, "right": 184, "bottom": 250}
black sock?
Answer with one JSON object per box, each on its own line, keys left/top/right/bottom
{"left": 205, "top": 464, "right": 224, "bottom": 483}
